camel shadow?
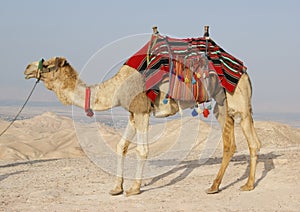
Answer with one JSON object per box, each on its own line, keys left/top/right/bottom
{"left": 144, "top": 152, "right": 280, "bottom": 192}
{"left": 0, "top": 170, "right": 27, "bottom": 182}
{"left": 0, "top": 159, "right": 59, "bottom": 182}
{"left": 221, "top": 152, "right": 278, "bottom": 190}
{"left": 0, "top": 158, "right": 59, "bottom": 168}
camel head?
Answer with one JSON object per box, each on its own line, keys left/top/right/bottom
{"left": 24, "top": 57, "right": 79, "bottom": 91}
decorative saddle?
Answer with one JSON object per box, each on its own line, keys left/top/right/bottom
{"left": 125, "top": 33, "right": 246, "bottom": 104}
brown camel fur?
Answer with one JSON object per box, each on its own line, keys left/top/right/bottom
{"left": 24, "top": 57, "right": 261, "bottom": 196}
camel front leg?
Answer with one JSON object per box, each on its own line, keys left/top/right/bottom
{"left": 125, "top": 113, "right": 149, "bottom": 196}
{"left": 109, "top": 113, "right": 136, "bottom": 195}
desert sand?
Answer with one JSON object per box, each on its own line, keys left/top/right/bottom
{"left": 0, "top": 112, "right": 300, "bottom": 211}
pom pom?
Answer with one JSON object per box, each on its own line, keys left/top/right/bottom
{"left": 196, "top": 73, "right": 201, "bottom": 78}
{"left": 191, "top": 108, "right": 198, "bottom": 117}
{"left": 192, "top": 77, "right": 196, "bottom": 84}
{"left": 203, "top": 108, "right": 210, "bottom": 118}
{"left": 184, "top": 76, "right": 190, "bottom": 83}
{"left": 86, "top": 109, "right": 94, "bottom": 117}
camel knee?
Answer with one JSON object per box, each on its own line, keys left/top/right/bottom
{"left": 123, "top": 118, "right": 136, "bottom": 141}
{"left": 230, "top": 142, "right": 236, "bottom": 154}
{"left": 222, "top": 115, "right": 235, "bottom": 147}
{"left": 117, "top": 140, "right": 130, "bottom": 156}
{"left": 240, "top": 116, "right": 260, "bottom": 151}
{"left": 135, "top": 128, "right": 149, "bottom": 160}
{"left": 136, "top": 145, "right": 149, "bottom": 160}
{"left": 249, "top": 146, "right": 259, "bottom": 158}
{"left": 223, "top": 142, "right": 236, "bottom": 157}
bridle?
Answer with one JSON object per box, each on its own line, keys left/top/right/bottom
{"left": 35, "top": 58, "right": 62, "bottom": 81}
{"left": 35, "top": 58, "right": 44, "bottom": 81}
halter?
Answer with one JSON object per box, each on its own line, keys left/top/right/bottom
{"left": 36, "top": 58, "right": 60, "bottom": 81}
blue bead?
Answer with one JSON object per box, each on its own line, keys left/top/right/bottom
{"left": 163, "top": 98, "right": 168, "bottom": 104}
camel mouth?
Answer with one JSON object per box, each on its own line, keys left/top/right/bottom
{"left": 24, "top": 63, "right": 38, "bottom": 80}
{"left": 24, "top": 72, "right": 36, "bottom": 79}
{"left": 24, "top": 70, "right": 37, "bottom": 79}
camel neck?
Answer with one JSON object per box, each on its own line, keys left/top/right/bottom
{"left": 57, "top": 65, "right": 142, "bottom": 112}
{"left": 67, "top": 79, "right": 118, "bottom": 112}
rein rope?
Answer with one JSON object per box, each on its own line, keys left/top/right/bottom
{"left": 0, "top": 79, "right": 40, "bottom": 136}
{"left": 0, "top": 59, "right": 43, "bottom": 137}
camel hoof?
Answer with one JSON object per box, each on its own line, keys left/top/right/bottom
{"left": 205, "top": 187, "right": 219, "bottom": 194}
{"left": 240, "top": 184, "right": 254, "bottom": 191}
{"left": 125, "top": 188, "right": 141, "bottom": 197}
{"left": 109, "top": 187, "right": 123, "bottom": 196}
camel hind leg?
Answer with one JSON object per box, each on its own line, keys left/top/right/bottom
{"left": 206, "top": 105, "right": 236, "bottom": 194}
{"left": 220, "top": 73, "right": 260, "bottom": 192}
{"left": 228, "top": 73, "right": 260, "bottom": 191}
{"left": 109, "top": 113, "right": 136, "bottom": 195}
{"left": 240, "top": 114, "right": 261, "bottom": 191}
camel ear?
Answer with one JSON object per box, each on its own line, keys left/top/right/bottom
{"left": 55, "top": 57, "right": 67, "bottom": 68}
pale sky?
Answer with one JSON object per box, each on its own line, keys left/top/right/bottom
{"left": 0, "top": 0, "right": 299, "bottom": 113}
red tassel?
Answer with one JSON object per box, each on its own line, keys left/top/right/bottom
{"left": 203, "top": 108, "right": 210, "bottom": 118}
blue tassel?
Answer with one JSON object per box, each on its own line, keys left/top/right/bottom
{"left": 191, "top": 108, "right": 198, "bottom": 117}
{"left": 163, "top": 98, "right": 168, "bottom": 104}
{"left": 192, "top": 77, "right": 196, "bottom": 84}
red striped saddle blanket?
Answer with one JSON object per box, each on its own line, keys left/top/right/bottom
{"left": 125, "top": 34, "right": 246, "bottom": 103}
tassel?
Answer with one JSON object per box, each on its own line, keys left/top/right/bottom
{"left": 203, "top": 108, "right": 210, "bottom": 118}
{"left": 163, "top": 94, "right": 169, "bottom": 104}
{"left": 86, "top": 109, "right": 94, "bottom": 117}
{"left": 184, "top": 76, "right": 190, "bottom": 83}
{"left": 192, "top": 76, "right": 196, "bottom": 84}
{"left": 163, "top": 98, "right": 168, "bottom": 104}
{"left": 191, "top": 108, "right": 198, "bottom": 117}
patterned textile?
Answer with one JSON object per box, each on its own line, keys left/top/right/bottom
{"left": 125, "top": 34, "right": 246, "bottom": 102}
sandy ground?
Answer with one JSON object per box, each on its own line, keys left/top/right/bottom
{"left": 0, "top": 112, "right": 300, "bottom": 211}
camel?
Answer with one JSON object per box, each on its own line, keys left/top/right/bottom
{"left": 24, "top": 37, "right": 261, "bottom": 197}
